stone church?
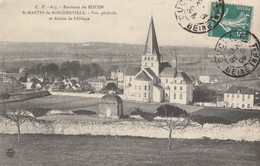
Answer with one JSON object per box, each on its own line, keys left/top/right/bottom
{"left": 124, "top": 17, "right": 193, "bottom": 104}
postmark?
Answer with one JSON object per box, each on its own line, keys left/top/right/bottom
{"left": 214, "top": 30, "right": 260, "bottom": 77}
{"left": 209, "top": 4, "right": 253, "bottom": 40}
{"left": 175, "top": 0, "right": 224, "bottom": 34}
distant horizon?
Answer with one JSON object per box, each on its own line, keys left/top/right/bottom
{"left": 0, "top": 40, "right": 213, "bottom": 48}
{"left": 0, "top": 0, "right": 258, "bottom": 48}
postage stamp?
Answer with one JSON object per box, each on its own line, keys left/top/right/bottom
{"left": 214, "top": 30, "right": 260, "bottom": 77}
{"left": 209, "top": 4, "right": 253, "bottom": 40}
{"left": 175, "top": 0, "right": 224, "bottom": 34}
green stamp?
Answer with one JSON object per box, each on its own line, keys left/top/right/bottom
{"left": 209, "top": 3, "right": 253, "bottom": 40}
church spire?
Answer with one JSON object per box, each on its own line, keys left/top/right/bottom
{"left": 144, "top": 16, "right": 161, "bottom": 58}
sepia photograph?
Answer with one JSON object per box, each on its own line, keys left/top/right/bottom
{"left": 0, "top": 0, "right": 259, "bottom": 165}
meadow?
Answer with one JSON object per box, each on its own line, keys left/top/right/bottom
{"left": 0, "top": 134, "right": 259, "bottom": 166}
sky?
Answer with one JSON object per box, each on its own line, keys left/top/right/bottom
{"left": 0, "top": 0, "right": 259, "bottom": 47}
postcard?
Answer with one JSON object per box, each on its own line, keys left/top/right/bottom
{"left": 0, "top": 0, "right": 259, "bottom": 165}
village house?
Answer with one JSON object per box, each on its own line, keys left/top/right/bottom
{"left": 87, "top": 79, "right": 105, "bottom": 91}
{"left": 124, "top": 17, "right": 193, "bottom": 104}
{"left": 224, "top": 85, "right": 254, "bottom": 109}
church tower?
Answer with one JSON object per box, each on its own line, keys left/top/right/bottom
{"left": 141, "top": 16, "right": 161, "bottom": 76}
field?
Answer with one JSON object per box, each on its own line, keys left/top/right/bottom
{"left": 0, "top": 134, "right": 259, "bottom": 166}
{"left": 21, "top": 95, "right": 260, "bottom": 123}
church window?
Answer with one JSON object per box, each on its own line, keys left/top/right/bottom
{"left": 144, "top": 85, "right": 147, "bottom": 90}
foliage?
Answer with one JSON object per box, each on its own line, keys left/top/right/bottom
{"left": 27, "top": 61, "right": 105, "bottom": 81}
{"left": 156, "top": 105, "right": 188, "bottom": 117}
{"left": 193, "top": 85, "right": 217, "bottom": 102}
{"left": 190, "top": 114, "right": 233, "bottom": 126}
{"left": 105, "top": 83, "right": 118, "bottom": 91}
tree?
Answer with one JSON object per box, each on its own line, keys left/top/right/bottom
{"left": 105, "top": 82, "right": 118, "bottom": 91}
{"left": 0, "top": 101, "right": 32, "bottom": 143}
{"left": 155, "top": 105, "right": 191, "bottom": 150}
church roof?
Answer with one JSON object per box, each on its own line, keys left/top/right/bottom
{"left": 144, "top": 68, "right": 157, "bottom": 78}
{"left": 100, "top": 92, "right": 123, "bottom": 104}
{"left": 125, "top": 66, "right": 141, "bottom": 76}
{"left": 153, "top": 84, "right": 164, "bottom": 90}
{"left": 135, "top": 71, "right": 152, "bottom": 81}
{"left": 143, "top": 17, "right": 161, "bottom": 57}
{"left": 225, "top": 85, "right": 253, "bottom": 94}
{"left": 159, "top": 67, "right": 176, "bottom": 77}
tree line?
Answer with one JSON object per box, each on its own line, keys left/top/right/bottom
{"left": 27, "top": 61, "right": 105, "bottom": 80}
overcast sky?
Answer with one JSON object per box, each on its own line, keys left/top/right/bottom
{"left": 0, "top": 0, "right": 259, "bottom": 47}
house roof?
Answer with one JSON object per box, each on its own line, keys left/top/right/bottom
{"left": 125, "top": 66, "right": 141, "bottom": 76}
{"left": 159, "top": 67, "right": 176, "bottom": 77}
{"left": 135, "top": 71, "right": 152, "bottom": 81}
{"left": 144, "top": 68, "right": 157, "bottom": 78}
{"left": 100, "top": 92, "right": 123, "bottom": 104}
{"left": 226, "top": 85, "right": 253, "bottom": 94}
{"left": 173, "top": 72, "right": 192, "bottom": 84}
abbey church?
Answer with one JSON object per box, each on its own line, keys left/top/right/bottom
{"left": 124, "top": 17, "right": 193, "bottom": 104}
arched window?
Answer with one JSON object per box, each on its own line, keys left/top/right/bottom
{"left": 144, "top": 85, "right": 147, "bottom": 90}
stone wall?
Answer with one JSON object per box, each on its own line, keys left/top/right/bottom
{"left": 0, "top": 118, "right": 259, "bottom": 142}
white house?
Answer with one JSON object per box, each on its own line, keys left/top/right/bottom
{"left": 124, "top": 17, "right": 193, "bottom": 104}
{"left": 224, "top": 85, "right": 254, "bottom": 109}
{"left": 88, "top": 79, "right": 105, "bottom": 91}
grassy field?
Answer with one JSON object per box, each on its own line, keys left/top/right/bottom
{"left": 26, "top": 95, "right": 202, "bottom": 114}
{"left": 8, "top": 95, "right": 259, "bottom": 123}
{"left": 0, "top": 134, "right": 259, "bottom": 166}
